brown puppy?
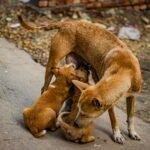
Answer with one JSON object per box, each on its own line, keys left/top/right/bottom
{"left": 58, "top": 65, "right": 95, "bottom": 143}
{"left": 58, "top": 112, "right": 94, "bottom": 143}
{"left": 19, "top": 16, "right": 142, "bottom": 144}
{"left": 23, "top": 64, "right": 78, "bottom": 138}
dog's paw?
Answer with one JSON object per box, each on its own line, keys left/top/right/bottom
{"left": 80, "top": 136, "right": 95, "bottom": 143}
{"left": 113, "top": 129, "right": 125, "bottom": 144}
{"left": 88, "top": 136, "right": 95, "bottom": 142}
{"left": 128, "top": 130, "right": 141, "bottom": 141}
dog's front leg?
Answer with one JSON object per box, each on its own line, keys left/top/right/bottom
{"left": 126, "top": 96, "right": 141, "bottom": 140}
{"left": 108, "top": 106, "right": 125, "bottom": 144}
{"left": 41, "top": 33, "right": 74, "bottom": 93}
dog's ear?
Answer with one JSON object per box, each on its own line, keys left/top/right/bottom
{"left": 72, "top": 80, "right": 89, "bottom": 91}
{"left": 51, "top": 67, "right": 60, "bottom": 76}
{"left": 91, "top": 98, "right": 101, "bottom": 110}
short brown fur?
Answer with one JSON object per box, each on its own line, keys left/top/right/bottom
{"left": 19, "top": 16, "right": 142, "bottom": 143}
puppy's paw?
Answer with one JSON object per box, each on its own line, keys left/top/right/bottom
{"left": 88, "top": 136, "right": 95, "bottom": 142}
{"left": 81, "top": 136, "right": 95, "bottom": 143}
{"left": 34, "top": 130, "right": 47, "bottom": 138}
{"left": 113, "top": 129, "right": 125, "bottom": 144}
{"left": 128, "top": 130, "right": 141, "bottom": 141}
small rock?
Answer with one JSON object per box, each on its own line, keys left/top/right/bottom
{"left": 106, "top": 9, "right": 116, "bottom": 16}
{"left": 145, "top": 25, "right": 150, "bottom": 29}
{"left": 42, "top": 10, "right": 52, "bottom": 19}
{"left": 141, "top": 17, "right": 149, "bottom": 24}
{"left": 103, "top": 139, "right": 107, "bottom": 143}
{"left": 78, "top": 11, "right": 90, "bottom": 20}
{"left": 94, "top": 144, "right": 101, "bottom": 148}
{"left": 20, "top": 0, "right": 30, "bottom": 3}
{"left": 6, "top": 17, "right": 12, "bottom": 22}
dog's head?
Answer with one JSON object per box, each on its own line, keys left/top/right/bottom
{"left": 72, "top": 80, "right": 111, "bottom": 127}
{"left": 52, "top": 64, "right": 90, "bottom": 84}
{"left": 52, "top": 64, "right": 79, "bottom": 82}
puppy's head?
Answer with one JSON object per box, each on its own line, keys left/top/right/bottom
{"left": 72, "top": 80, "right": 111, "bottom": 127}
{"left": 52, "top": 64, "right": 79, "bottom": 82}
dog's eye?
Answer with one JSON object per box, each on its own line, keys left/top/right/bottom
{"left": 91, "top": 98, "right": 101, "bottom": 110}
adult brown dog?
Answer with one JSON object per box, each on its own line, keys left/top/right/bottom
{"left": 58, "top": 64, "right": 95, "bottom": 143}
{"left": 18, "top": 16, "right": 142, "bottom": 144}
{"left": 23, "top": 64, "right": 79, "bottom": 137}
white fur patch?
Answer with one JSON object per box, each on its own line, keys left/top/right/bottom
{"left": 42, "top": 130, "right": 47, "bottom": 135}
{"left": 50, "top": 85, "right": 56, "bottom": 88}
{"left": 105, "top": 76, "right": 112, "bottom": 82}
{"left": 126, "top": 92, "right": 136, "bottom": 97}
{"left": 114, "top": 128, "right": 121, "bottom": 137}
{"left": 128, "top": 117, "right": 134, "bottom": 131}
{"left": 88, "top": 70, "right": 95, "bottom": 85}
{"left": 128, "top": 118, "right": 141, "bottom": 140}
{"left": 113, "top": 128, "right": 125, "bottom": 144}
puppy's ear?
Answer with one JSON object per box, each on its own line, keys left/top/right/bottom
{"left": 92, "top": 98, "right": 101, "bottom": 110}
{"left": 72, "top": 80, "right": 89, "bottom": 91}
{"left": 51, "top": 67, "right": 60, "bottom": 76}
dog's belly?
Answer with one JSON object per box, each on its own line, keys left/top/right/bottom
{"left": 73, "top": 45, "right": 106, "bottom": 78}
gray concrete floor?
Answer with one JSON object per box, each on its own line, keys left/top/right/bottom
{"left": 0, "top": 38, "right": 150, "bottom": 150}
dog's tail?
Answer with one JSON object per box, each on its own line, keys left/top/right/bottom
{"left": 18, "top": 15, "right": 62, "bottom": 31}
{"left": 58, "top": 112, "right": 71, "bottom": 130}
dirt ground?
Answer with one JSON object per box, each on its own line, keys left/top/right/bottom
{"left": 0, "top": 5, "right": 150, "bottom": 123}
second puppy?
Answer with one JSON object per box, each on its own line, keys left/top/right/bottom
{"left": 58, "top": 65, "right": 95, "bottom": 143}
{"left": 23, "top": 64, "right": 78, "bottom": 137}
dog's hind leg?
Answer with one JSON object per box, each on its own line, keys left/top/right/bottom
{"left": 80, "top": 122, "right": 95, "bottom": 143}
{"left": 126, "top": 95, "right": 141, "bottom": 140}
{"left": 42, "top": 33, "right": 74, "bottom": 93}
{"left": 108, "top": 106, "right": 125, "bottom": 144}
{"left": 33, "top": 108, "right": 56, "bottom": 137}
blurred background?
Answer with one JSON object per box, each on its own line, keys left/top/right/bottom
{"left": 0, "top": 0, "right": 149, "bottom": 123}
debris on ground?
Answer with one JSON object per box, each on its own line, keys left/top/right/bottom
{"left": 118, "top": 26, "right": 141, "bottom": 40}
{"left": 93, "top": 144, "right": 101, "bottom": 148}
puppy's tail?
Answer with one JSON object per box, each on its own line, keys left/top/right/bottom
{"left": 58, "top": 112, "right": 71, "bottom": 129}
{"left": 18, "top": 15, "right": 62, "bottom": 31}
